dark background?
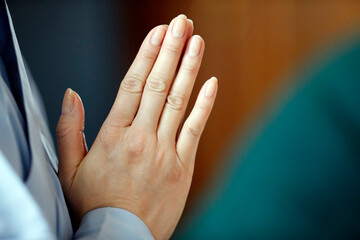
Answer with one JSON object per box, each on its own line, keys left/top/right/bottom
{"left": 7, "top": 0, "right": 192, "bottom": 148}
{"left": 8, "top": 0, "right": 129, "bottom": 147}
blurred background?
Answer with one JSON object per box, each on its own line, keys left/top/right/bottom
{"left": 7, "top": 0, "right": 360, "bottom": 238}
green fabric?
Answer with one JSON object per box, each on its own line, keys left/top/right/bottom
{"left": 174, "top": 37, "right": 360, "bottom": 239}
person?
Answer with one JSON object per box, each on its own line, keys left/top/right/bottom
{"left": 0, "top": 0, "right": 218, "bottom": 239}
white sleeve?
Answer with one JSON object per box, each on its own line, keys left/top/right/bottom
{"left": 0, "top": 150, "right": 55, "bottom": 239}
{"left": 74, "top": 208, "right": 154, "bottom": 240}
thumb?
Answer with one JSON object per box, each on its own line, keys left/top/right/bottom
{"left": 56, "top": 88, "right": 87, "bottom": 193}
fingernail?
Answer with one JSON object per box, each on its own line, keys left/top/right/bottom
{"left": 151, "top": 26, "right": 166, "bottom": 46}
{"left": 172, "top": 14, "right": 187, "bottom": 38}
{"left": 205, "top": 77, "right": 218, "bottom": 97}
{"left": 188, "top": 35, "right": 202, "bottom": 57}
{"left": 62, "top": 88, "right": 75, "bottom": 114}
{"left": 188, "top": 19, "right": 193, "bottom": 27}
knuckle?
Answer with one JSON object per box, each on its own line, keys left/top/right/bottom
{"left": 165, "top": 164, "right": 184, "bottom": 183}
{"left": 126, "top": 134, "right": 147, "bottom": 161}
{"left": 121, "top": 75, "right": 144, "bottom": 94}
{"left": 139, "top": 46, "right": 157, "bottom": 61}
{"left": 181, "top": 60, "right": 198, "bottom": 74}
{"left": 56, "top": 121, "right": 73, "bottom": 139}
{"left": 185, "top": 122, "right": 202, "bottom": 138}
{"left": 198, "top": 101, "right": 211, "bottom": 112}
{"left": 166, "top": 93, "right": 185, "bottom": 111}
{"left": 165, "top": 43, "right": 181, "bottom": 56}
{"left": 146, "top": 76, "right": 167, "bottom": 94}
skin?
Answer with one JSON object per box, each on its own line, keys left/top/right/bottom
{"left": 56, "top": 14, "right": 218, "bottom": 240}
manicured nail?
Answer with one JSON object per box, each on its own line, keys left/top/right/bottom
{"left": 205, "top": 77, "right": 218, "bottom": 97}
{"left": 188, "top": 35, "right": 202, "bottom": 57}
{"left": 151, "top": 26, "right": 166, "bottom": 46}
{"left": 172, "top": 14, "right": 187, "bottom": 38}
{"left": 62, "top": 88, "right": 75, "bottom": 114}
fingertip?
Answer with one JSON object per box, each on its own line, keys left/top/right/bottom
{"left": 57, "top": 89, "right": 86, "bottom": 151}
{"left": 73, "top": 90, "right": 84, "bottom": 109}
{"left": 210, "top": 76, "right": 218, "bottom": 86}
{"left": 188, "top": 19, "right": 193, "bottom": 27}
{"left": 61, "top": 88, "right": 75, "bottom": 115}
{"left": 150, "top": 25, "right": 167, "bottom": 46}
{"left": 186, "top": 19, "right": 194, "bottom": 40}
{"left": 187, "top": 35, "right": 205, "bottom": 57}
{"left": 193, "top": 35, "right": 204, "bottom": 43}
{"left": 62, "top": 88, "right": 85, "bottom": 127}
{"left": 200, "top": 35, "right": 205, "bottom": 49}
{"left": 187, "top": 19, "right": 194, "bottom": 31}
{"left": 146, "top": 25, "right": 166, "bottom": 43}
{"left": 178, "top": 14, "right": 188, "bottom": 19}
{"left": 201, "top": 77, "right": 218, "bottom": 98}
{"left": 72, "top": 90, "right": 85, "bottom": 126}
{"left": 174, "top": 14, "right": 188, "bottom": 24}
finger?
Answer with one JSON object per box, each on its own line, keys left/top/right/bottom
{"left": 158, "top": 35, "right": 204, "bottom": 141}
{"left": 108, "top": 25, "right": 168, "bottom": 127}
{"left": 133, "top": 14, "right": 189, "bottom": 131}
{"left": 176, "top": 77, "right": 218, "bottom": 167}
{"left": 173, "top": 19, "right": 193, "bottom": 140}
{"left": 56, "top": 89, "right": 87, "bottom": 192}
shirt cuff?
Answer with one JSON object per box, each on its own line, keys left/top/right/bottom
{"left": 74, "top": 207, "right": 154, "bottom": 240}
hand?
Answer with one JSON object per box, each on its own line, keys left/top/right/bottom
{"left": 56, "top": 14, "right": 217, "bottom": 239}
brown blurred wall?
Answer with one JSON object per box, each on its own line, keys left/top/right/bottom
{"left": 123, "top": 0, "right": 360, "bottom": 213}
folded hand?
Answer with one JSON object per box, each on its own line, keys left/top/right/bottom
{"left": 56, "top": 14, "right": 217, "bottom": 239}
